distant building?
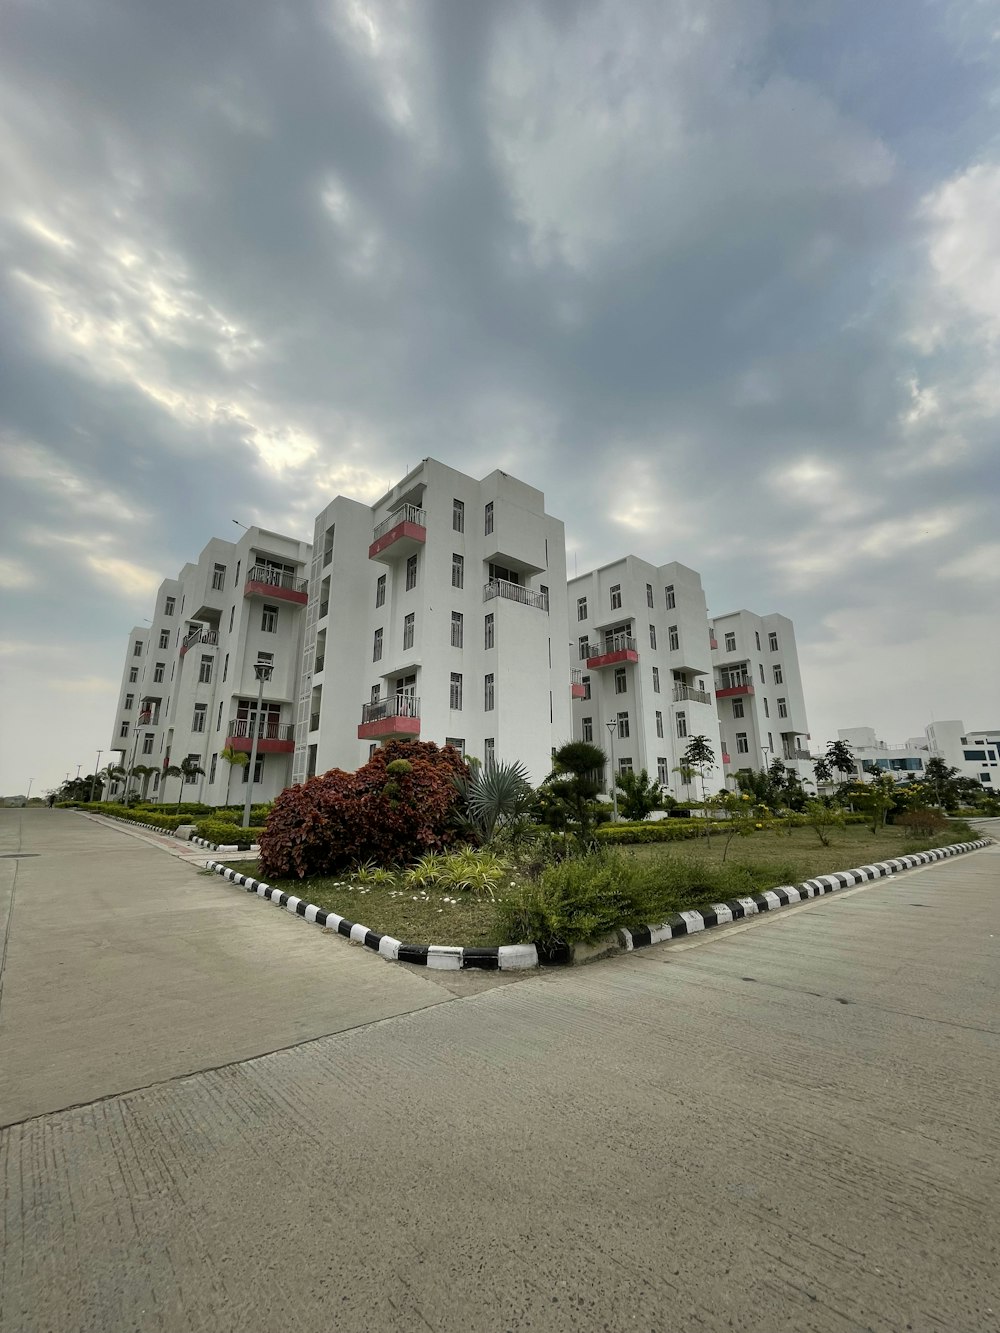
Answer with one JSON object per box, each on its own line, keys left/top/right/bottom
{"left": 836, "top": 720, "right": 999, "bottom": 789}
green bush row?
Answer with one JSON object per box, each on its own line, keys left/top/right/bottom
{"left": 595, "top": 819, "right": 726, "bottom": 844}
{"left": 195, "top": 819, "right": 266, "bottom": 847}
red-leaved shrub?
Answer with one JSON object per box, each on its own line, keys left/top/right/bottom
{"left": 258, "top": 740, "right": 468, "bottom": 879}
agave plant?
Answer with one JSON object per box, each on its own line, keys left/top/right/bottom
{"left": 453, "top": 759, "right": 532, "bottom": 845}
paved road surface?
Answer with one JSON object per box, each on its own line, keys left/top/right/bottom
{"left": 1, "top": 811, "right": 998, "bottom": 1332}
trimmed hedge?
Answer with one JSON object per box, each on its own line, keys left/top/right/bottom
{"left": 596, "top": 819, "right": 725, "bottom": 844}
{"left": 195, "top": 819, "right": 265, "bottom": 847}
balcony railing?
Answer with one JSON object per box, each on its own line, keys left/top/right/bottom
{"left": 587, "top": 634, "right": 636, "bottom": 657}
{"left": 319, "top": 600, "right": 329, "bottom": 618}
{"left": 482, "top": 579, "right": 548, "bottom": 611}
{"left": 372, "top": 504, "right": 426, "bottom": 543}
{"left": 783, "top": 747, "right": 811, "bottom": 761}
{"left": 716, "top": 678, "right": 754, "bottom": 698}
{"left": 227, "top": 718, "right": 294, "bottom": 743}
{"left": 361, "top": 695, "right": 420, "bottom": 725}
{"left": 182, "top": 627, "right": 219, "bottom": 651}
{"left": 313, "top": 653, "right": 325, "bottom": 673}
{"left": 672, "top": 684, "right": 712, "bottom": 705}
{"left": 246, "top": 565, "right": 308, "bottom": 595}
{"left": 571, "top": 668, "right": 583, "bottom": 685}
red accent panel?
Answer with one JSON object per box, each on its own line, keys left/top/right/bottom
{"left": 243, "top": 580, "right": 308, "bottom": 605}
{"left": 716, "top": 684, "right": 754, "bottom": 698}
{"left": 357, "top": 715, "right": 421, "bottom": 741}
{"left": 585, "top": 648, "right": 640, "bottom": 670}
{"left": 722, "top": 754, "right": 731, "bottom": 763}
{"left": 367, "top": 521, "right": 426, "bottom": 560}
{"left": 710, "top": 638, "right": 718, "bottom": 649}
{"left": 571, "top": 683, "right": 587, "bottom": 699}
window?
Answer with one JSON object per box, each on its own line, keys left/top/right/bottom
{"left": 120, "top": 721, "right": 129, "bottom": 738}
{"left": 617, "top": 711, "right": 629, "bottom": 739}
{"left": 489, "top": 562, "right": 520, "bottom": 585}
{"left": 676, "top": 710, "right": 687, "bottom": 739}
{"left": 261, "top": 605, "right": 278, "bottom": 633}
{"left": 403, "top": 612, "right": 415, "bottom": 651}
{"left": 768, "top": 732, "right": 773, "bottom": 750}
{"left": 755, "top": 631, "right": 761, "bottom": 650}
{"left": 250, "top": 754, "right": 264, "bottom": 784}
{"left": 610, "top": 584, "right": 622, "bottom": 610}
{"left": 451, "top": 553, "right": 464, "bottom": 589}
{"left": 235, "top": 560, "right": 240, "bottom": 586}
{"left": 158, "top": 630, "right": 170, "bottom": 650}
{"left": 649, "top": 624, "right": 657, "bottom": 650}
{"left": 453, "top": 498, "right": 465, "bottom": 532}
{"left": 724, "top": 632, "right": 736, "bottom": 653}
{"left": 759, "top": 663, "right": 765, "bottom": 684}
{"left": 124, "top": 693, "right": 134, "bottom": 710}
{"left": 182, "top": 754, "right": 200, "bottom": 784}
{"left": 963, "top": 749, "right": 987, "bottom": 761}
{"left": 229, "top": 606, "right": 235, "bottom": 633}
{"left": 577, "top": 596, "right": 588, "bottom": 621}
{"left": 763, "top": 697, "right": 769, "bottom": 717}
{"left": 665, "top": 585, "right": 675, "bottom": 610}
{"left": 405, "top": 554, "right": 418, "bottom": 590}
{"left": 484, "top": 673, "right": 495, "bottom": 710}
{"left": 217, "top": 702, "right": 223, "bottom": 731}
{"left": 199, "top": 655, "right": 213, "bottom": 684}
{"left": 540, "top": 584, "right": 549, "bottom": 609}
{"left": 164, "top": 597, "right": 175, "bottom": 617}
{"left": 582, "top": 675, "right": 591, "bottom": 700}
{"left": 129, "top": 667, "right": 138, "bottom": 683}
{"left": 777, "top": 698, "right": 787, "bottom": 719}
{"left": 222, "top": 653, "right": 228, "bottom": 683}
{"left": 668, "top": 625, "right": 679, "bottom": 651}
{"left": 323, "top": 526, "right": 335, "bottom": 566}
{"left": 773, "top": 665, "right": 783, "bottom": 684}
{"left": 652, "top": 666, "right": 660, "bottom": 693}
{"left": 192, "top": 704, "right": 207, "bottom": 733}
{"left": 982, "top": 773, "right": 993, "bottom": 783}
{"left": 657, "top": 757, "right": 669, "bottom": 785}
{"left": 133, "top": 640, "right": 144, "bottom": 657}
{"left": 614, "top": 667, "right": 627, "bottom": 695}
{"left": 450, "top": 611, "right": 463, "bottom": 649}
{"left": 376, "top": 574, "right": 386, "bottom": 608}
{"left": 484, "top": 501, "right": 494, "bottom": 535}
{"left": 655, "top": 710, "right": 664, "bottom": 738}
{"left": 212, "top": 563, "right": 226, "bottom": 591}
{"left": 646, "top": 583, "right": 654, "bottom": 608}
{"left": 443, "top": 738, "right": 465, "bottom": 759}
{"left": 373, "top": 628, "right": 383, "bottom": 662}
{"left": 769, "top": 632, "right": 778, "bottom": 652}
{"left": 484, "top": 738, "right": 495, "bottom": 768}
{"left": 450, "top": 673, "right": 463, "bottom": 710}
{"left": 582, "top": 717, "right": 594, "bottom": 743}
{"left": 142, "top": 733, "right": 154, "bottom": 754}
{"left": 484, "top": 613, "right": 494, "bottom": 650}
{"left": 579, "top": 635, "right": 590, "bottom": 661}
{"left": 736, "top": 732, "right": 749, "bottom": 754}
{"left": 209, "top": 754, "right": 218, "bottom": 783}
{"left": 154, "top": 662, "right": 165, "bottom": 683}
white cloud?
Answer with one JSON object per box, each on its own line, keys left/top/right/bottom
{"left": 938, "top": 543, "right": 1000, "bottom": 582}
{"left": 0, "top": 557, "right": 34, "bottom": 589}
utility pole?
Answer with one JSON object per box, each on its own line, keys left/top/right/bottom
{"left": 605, "top": 719, "right": 619, "bottom": 823}
{"left": 89, "top": 750, "right": 103, "bottom": 803}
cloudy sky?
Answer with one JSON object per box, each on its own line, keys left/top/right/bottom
{"left": 1, "top": 0, "right": 998, "bottom": 795}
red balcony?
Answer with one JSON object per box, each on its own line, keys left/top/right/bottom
{"left": 226, "top": 718, "right": 295, "bottom": 754}
{"left": 716, "top": 682, "right": 754, "bottom": 698}
{"left": 243, "top": 566, "right": 308, "bottom": 606}
{"left": 570, "top": 669, "right": 586, "bottom": 700}
{"left": 710, "top": 637, "right": 718, "bottom": 650}
{"left": 358, "top": 695, "right": 421, "bottom": 741}
{"left": 722, "top": 754, "right": 731, "bottom": 764}
{"left": 369, "top": 505, "right": 427, "bottom": 563}
{"left": 585, "top": 635, "right": 638, "bottom": 670}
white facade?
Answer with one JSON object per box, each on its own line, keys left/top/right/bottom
{"left": 924, "top": 720, "right": 1000, "bottom": 789}
{"left": 836, "top": 726, "right": 929, "bottom": 782}
{"left": 567, "top": 558, "right": 723, "bottom": 798}
{"left": 296, "top": 459, "right": 572, "bottom": 787}
{"left": 710, "top": 610, "right": 812, "bottom": 785}
{"left": 109, "top": 528, "right": 311, "bottom": 806}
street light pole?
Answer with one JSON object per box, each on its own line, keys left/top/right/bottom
{"left": 242, "top": 660, "right": 274, "bottom": 829}
{"left": 89, "top": 750, "right": 103, "bottom": 803}
{"left": 605, "top": 719, "right": 619, "bottom": 823}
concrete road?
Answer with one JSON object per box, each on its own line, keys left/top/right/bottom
{"left": 2, "top": 812, "right": 998, "bottom": 1333}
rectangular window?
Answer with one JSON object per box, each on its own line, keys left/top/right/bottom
{"left": 610, "top": 584, "right": 622, "bottom": 610}
{"left": 540, "top": 584, "right": 549, "bottom": 610}
{"left": 450, "top": 673, "right": 463, "bottom": 710}
{"left": 652, "top": 666, "right": 660, "bottom": 693}
{"left": 453, "top": 498, "right": 465, "bottom": 532}
{"left": 614, "top": 667, "right": 627, "bottom": 695}
{"left": 183, "top": 754, "right": 200, "bottom": 784}
{"left": 129, "top": 667, "right": 138, "bottom": 683}
{"left": 373, "top": 628, "right": 383, "bottom": 661}
{"left": 755, "top": 631, "right": 761, "bottom": 650}
{"left": 445, "top": 737, "right": 466, "bottom": 757}
{"left": 199, "top": 655, "right": 213, "bottom": 684}
{"left": 777, "top": 698, "right": 788, "bottom": 718}
{"left": 403, "top": 612, "right": 415, "bottom": 651}
{"left": 763, "top": 697, "right": 769, "bottom": 717}
{"left": 759, "top": 663, "right": 765, "bottom": 684}
{"left": 252, "top": 754, "right": 265, "bottom": 784}
{"left": 450, "top": 611, "right": 463, "bottom": 649}
{"left": 646, "top": 583, "right": 654, "bottom": 608}
{"left": 153, "top": 662, "right": 165, "bottom": 683}
{"left": 668, "top": 625, "right": 679, "bottom": 651}
{"left": 164, "top": 597, "right": 175, "bottom": 617}
{"left": 192, "top": 704, "right": 207, "bottom": 733}
{"left": 733, "top": 698, "right": 744, "bottom": 718}
{"left": 736, "top": 732, "right": 749, "bottom": 754}
{"left": 665, "top": 585, "right": 675, "bottom": 610}
{"left": 261, "top": 605, "right": 278, "bottom": 633}
{"left": 617, "top": 711, "right": 629, "bottom": 739}
{"left": 484, "top": 738, "right": 495, "bottom": 768}
{"left": 222, "top": 653, "right": 229, "bottom": 683}
{"left": 484, "top": 673, "right": 495, "bottom": 710}
{"left": 618, "top": 757, "right": 633, "bottom": 775}
{"left": 159, "top": 630, "right": 170, "bottom": 650}
{"left": 142, "top": 733, "right": 154, "bottom": 754}
{"left": 217, "top": 702, "right": 223, "bottom": 731}
{"left": 769, "top": 632, "right": 779, "bottom": 652}
{"left": 582, "top": 675, "right": 591, "bottom": 700}
{"left": 579, "top": 635, "right": 589, "bottom": 661}
{"left": 124, "top": 693, "right": 134, "bottom": 710}
{"left": 323, "top": 526, "right": 335, "bottom": 566}
{"left": 649, "top": 624, "right": 657, "bottom": 650}
{"left": 209, "top": 754, "right": 218, "bottom": 783}
{"left": 451, "top": 553, "right": 464, "bottom": 589}
{"left": 212, "top": 563, "right": 226, "bottom": 590}
{"left": 768, "top": 731, "right": 773, "bottom": 750}
{"left": 484, "top": 501, "right": 494, "bottom": 535}
{"left": 655, "top": 710, "right": 664, "bottom": 738}
{"left": 235, "top": 560, "right": 240, "bottom": 586}
{"left": 484, "top": 612, "right": 494, "bottom": 650}
{"left": 676, "top": 710, "right": 687, "bottom": 739}
{"left": 582, "top": 717, "right": 593, "bottom": 743}
{"left": 134, "top": 640, "right": 143, "bottom": 657}
{"left": 229, "top": 606, "right": 235, "bottom": 633}
{"left": 657, "top": 757, "right": 669, "bottom": 785}
{"left": 725, "top": 632, "right": 736, "bottom": 653}
{"left": 405, "top": 554, "right": 418, "bottom": 591}
{"left": 577, "top": 596, "right": 588, "bottom": 621}
{"left": 375, "top": 574, "right": 386, "bottom": 608}
{"left": 120, "top": 721, "right": 129, "bottom": 738}
{"left": 774, "top": 665, "right": 783, "bottom": 684}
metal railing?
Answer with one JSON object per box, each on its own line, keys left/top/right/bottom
{"left": 570, "top": 668, "right": 584, "bottom": 685}
{"left": 246, "top": 565, "right": 308, "bottom": 594}
{"left": 309, "top": 712, "right": 321, "bottom": 732}
{"left": 718, "top": 676, "right": 752, "bottom": 691}
{"left": 783, "top": 747, "right": 811, "bottom": 760}
{"left": 361, "top": 695, "right": 420, "bottom": 725}
{"left": 482, "top": 579, "right": 548, "bottom": 610}
{"left": 227, "top": 718, "right": 294, "bottom": 742}
{"left": 672, "top": 684, "right": 711, "bottom": 704}
{"left": 586, "top": 634, "right": 637, "bottom": 657}
{"left": 372, "top": 504, "right": 426, "bottom": 543}
{"left": 313, "top": 654, "right": 325, "bottom": 672}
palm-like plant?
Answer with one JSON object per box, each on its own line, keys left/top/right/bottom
{"left": 453, "top": 758, "right": 532, "bottom": 845}
{"left": 130, "top": 764, "right": 157, "bottom": 803}
{"left": 219, "top": 744, "right": 249, "bottom": 807}
{"left": 173, "top": 756, "right": 206, "bottom": 813}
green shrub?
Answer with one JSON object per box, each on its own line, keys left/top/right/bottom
{"left": 195, "top": 819, "right": 265, "bottom": 847}
{"left": 894, "top": 808, "right": 949, "bottom": 838}
{"left": 595, "top": 819, "right": 725, "bottom": 844}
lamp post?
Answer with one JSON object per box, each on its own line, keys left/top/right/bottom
{"left": 242, "top": 659, "right": 274, "bottom": 829}
{"left": 88, "top": 750, "right": 103, "bottom": 803}
{"left": 606, "top": 719, "right": 619, "bottom": 823}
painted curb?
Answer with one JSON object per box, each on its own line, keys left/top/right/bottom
{"left": 202, "top": 837, "right": 989, "bottom": 971}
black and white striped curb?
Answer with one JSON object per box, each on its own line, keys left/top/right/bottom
{"left": 619, "top": 839, "right": 992, "bottom": 952}
{"left": 203, "top": 860, "right": 538, "bottom": 970}
{"left": 190, "top": 835, "right": 259, "bottom": 853}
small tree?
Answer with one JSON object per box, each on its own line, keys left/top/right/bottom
{"left": 174, "top": 756, "right": 206, "bottom": 812}
{"left": 671, "top": 761, "right": 696, "bottom": 803}
{"left": 924, "top": 757, "right": 960, "bottom": 809}
{"left": 711, "top": 792, "right": 767, "bottom": 861}
{"left": 614, "top": 768, "right": 664, "bottom": 821}
{"left": 803, "top": 799, "right": 845, "bottom": 847}
{"left": 825, "top": 739, "right": 856, "bottom": 785}
{"left": 682, "top": 736, "right": 716, "bottom": 801}
{"left": 812, "top": 755, "right": 834, "bottom": 789}
{"left": 220, "top": 744, "right": 249, "bottom": 808}
{"left": 536, "top": 741, "right": 607, "bottom": 842}
{"left": 860, "top": 771, "right": 896, "bottom": 832}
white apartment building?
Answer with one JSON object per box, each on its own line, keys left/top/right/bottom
{"left": 109, "top": 527, "right": 312, "bottom": 805}
{"left": 710, "top": 610, "right": 812, "bottom": 786}
{"left": 568, "top": 559, "right": 723, "bottom": 797}
{"left": 836, "top": 726, "right": 929, "bottom": 781}
{"left": 294, "top": 459, "right": 572, "bottom": 786}
{"left": 835, "top": 720, "right": 999, "bottom": 790}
